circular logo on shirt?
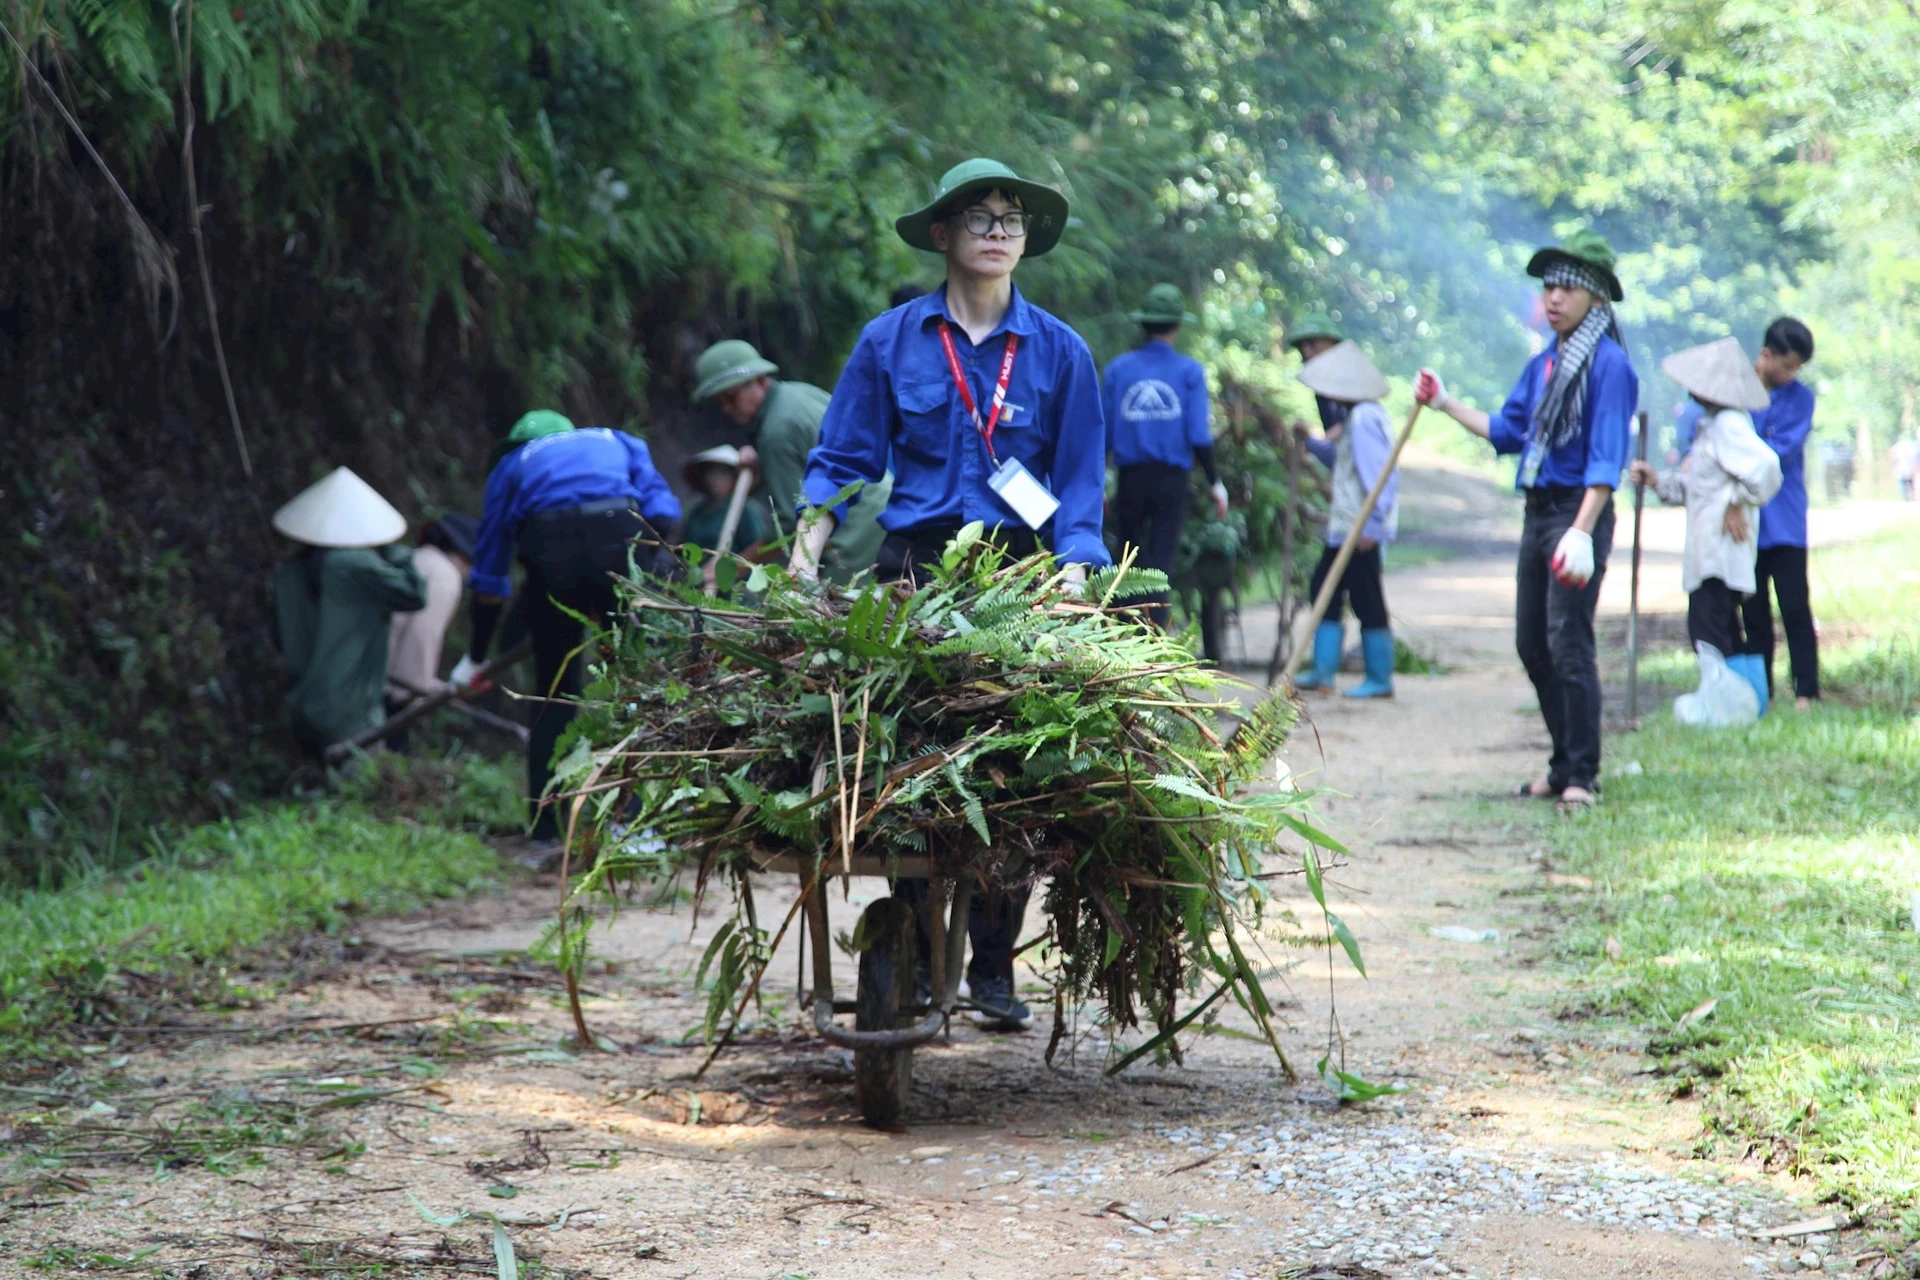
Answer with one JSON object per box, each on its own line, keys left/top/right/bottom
{"left": 1120, "top": 380, "right": 1183, "bottom": 422}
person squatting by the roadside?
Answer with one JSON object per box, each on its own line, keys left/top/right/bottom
{"left": 790, "top": 157, "right": 1109, "bottom": 1031}
{"left": 1102, "top": 282, "right": 1229, "bottom": 629}
{"left": 1629, "top": 337, "right": 1783, "bottom": 712}
{"left": 451, "top": 410, "right": 681, "bottom": 849}
{"left": 1415, "top": 229, "right": 1637, "bottom": 813}
{"left": 1291, "top": 341, "right": 1401, "bottom": 699}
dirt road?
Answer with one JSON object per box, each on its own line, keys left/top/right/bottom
{"left": 12, "top": 458, "right": 1903, "bottom": 1279}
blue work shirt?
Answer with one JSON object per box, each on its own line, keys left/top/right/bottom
{"left": 469, "top": 428, "right": 682, "bottom": 598}
{"left": 1102, "top": 340, "right": 1212, "bottom": 470}
{"left": 803, "top": 285, "right": 1110, "bottom": 566}
{"left": 1752, "top": 379, "right": 1815, "bottom": 549}
{"left": 1673, "top": 399, "right": 1704, "bottom": 458}
{"left": 1488, "top": 335, "right": 1637, "bottom": 490}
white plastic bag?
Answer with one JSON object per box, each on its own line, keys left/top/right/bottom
{"left": 1674, "top": 641, "right": 1760, "bottom": 728}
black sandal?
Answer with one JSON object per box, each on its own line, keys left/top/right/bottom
{"left": 1513, "top": 779, "right": 1561, "bottom": 799}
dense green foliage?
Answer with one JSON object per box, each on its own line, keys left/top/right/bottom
{"left": 0, "top": 803, "right": 499, "bottom": 1054}
{"left": 4, "top": 0, "right": 1917, "bottom": 872}
{"left": 1550, "top": 524, "right": 1920, "bottom": 1218}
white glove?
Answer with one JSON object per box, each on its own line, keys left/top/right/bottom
{"left": 1060, "top": 562, "right": 1089, "bottom": 600}
{"left": 1413, "top": 368, "right": 1447, "bottom": 407}
{"left": 787, "top": 509, "right": 837, "bottom": 583}
{"left": 449, "top": 655, "right": 486, "bottom": 692}
{"left": 1209, "top": 480, "right": 1230, "bottom": 520}
{"left": 1550, "top": 528, "right": 1595, "bottom": 588}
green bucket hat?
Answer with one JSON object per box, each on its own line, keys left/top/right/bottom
{"left": 1127, "top": 283, "right": 1197, "bottom": 326}
{"left": 692, "top": 339, "right": 779, "bottom": 403}
{"left": 1525, "top": 228, "right": 1624, "bottom": 302}
{"left": 506, "top": 410, "right": 575, "bottom": 444}
{"left": 895, "top": 158, "right": 1071, "bottom": 258}
{"left": 1288, "top": 310, "right": 1344, "bottom": 348}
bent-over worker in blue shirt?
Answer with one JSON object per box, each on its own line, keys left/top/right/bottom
{"left": 1742, "top": 317, "right": 1820, "bottom": 708}
{"left": 451, "top": 411, "right": 681, "bottom": 847}
{"left": 1415, "top": 230, "right": 1638, "bottom": 814}
{"left": 1103, "top": 282, "right": 1228, "bottom": 628}
{"left": 790, "top": 157, "right": 1109, "bottom": 1032}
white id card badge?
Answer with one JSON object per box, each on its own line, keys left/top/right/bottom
{"left": 988, "top": 457, "right": 1060, "bottom": 530}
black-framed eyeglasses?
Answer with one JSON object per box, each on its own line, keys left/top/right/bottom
{"left": 955, "top": 207, "right": 1030, "bottom": 238}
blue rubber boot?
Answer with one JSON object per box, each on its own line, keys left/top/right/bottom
{"left": 1345, "top": 628, "right": 1397, "bottom": 699}
{"left": 1730, "top": 653, "right": 1770, "bottom": 716}
{"left": 1293, "top": 621, "right": 1344, "bottom": 692}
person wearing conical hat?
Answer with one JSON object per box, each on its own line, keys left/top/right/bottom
{"left": 1102, "top": 282, "right": 1228, "bottom": 629}
{"left": 1741, "top": 318, "right": 1820, "bottom": 709}
{"left": 789, "top": 157, "right": 1109, "bottom": 1034}
{"left": 1288, "top": 310, "right": 1350, "bottom": 440}
{"left": 270, "top": 467, "right": 428, "bottom": 752}
{"left": 1629, "top": 337, "right": 1784, "bottom": 714}
{"left": 451, "top": 410, "right": 682, "bottom": 845}
{"left": 1414, "top": 229, "right": 1638, "bottom": 812}
{"left": 1291, "top": 342, "right": 1401, "bottom": 698}
{"left": 679, "top": 444, "right": 772, "bottom": 559}
{"left": 690, "top": 339, "right": 888, "bottom": 583}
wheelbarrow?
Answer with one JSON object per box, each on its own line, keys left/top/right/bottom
{"left": 751, "top": 850, "right": 1017, "bottom": 1129}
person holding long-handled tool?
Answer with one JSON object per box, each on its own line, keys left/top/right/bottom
{"left": 679, "top": 446, "right": 770, "bottom": 594}
{"left": 1413, "top": 230, "right": 1638, "bottom": 814}
{"left": 1290, "top": 341, "right": 1402, "bottom": 698}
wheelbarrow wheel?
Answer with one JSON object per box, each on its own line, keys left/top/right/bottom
{"left": 852, "top": 896, "right": 916, "bottom": 1129}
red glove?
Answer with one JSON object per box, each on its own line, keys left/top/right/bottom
{"left": 1413, "top": 369, "right": 1447, "bottom": 406}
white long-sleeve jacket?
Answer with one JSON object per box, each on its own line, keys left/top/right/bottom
{"left": 1651, "top": 407, "right": 1784, "bottom": 594}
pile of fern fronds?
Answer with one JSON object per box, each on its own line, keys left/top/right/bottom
{"left": 547, "top": 525, "right": 1343, "bottom": 1069}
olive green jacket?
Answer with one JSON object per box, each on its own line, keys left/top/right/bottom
{"left": 272, "top": 544, "right": 428, "bottom": 748}
{"left": 751, "top": 380, "right": 889, "bottom": 583}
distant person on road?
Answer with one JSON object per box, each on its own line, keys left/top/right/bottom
{"left": 1102, "top": 282, "right": 1228, "bottom": 629}
{"left": 383, "top": 513, "right": 479, "bottom": 750}
{"left": 451, "top": 410, "right": 681, "bottom": 848}
{"left": 1630, "top": 338, "right": 1783, "bottom": 713}
{"left": 1291, "top": 341, "right": 1401, "bottom": 699}
{"left": 1414, "top": 230, "right": 1637, "bottom": 813}
{"left": 270, "top": 467, "right": 428, "bottom": 754}
{"left": 1742, "top": 318, "right": 1821, "bottom": 708}
{"left": 691, "top": 338, "right": 890, "bottom": 584}
{"left": 1890, "top": 436, "right": 1919, "bottom": 502}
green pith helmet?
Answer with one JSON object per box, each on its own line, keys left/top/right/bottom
{"left": 506, "top": 410, "right": 575, "bottom": 444}
{"left": 1127, "top": 282, "right": 1197, "bottom": 326}
{"left": 1525, "top": 228, "right": 1625, "bottom": 302}
{"left": 894, "top": 158, "right": 1070, "bottom": 258}
{"left": 1288, "top": 310, "right": 1344, "bottom": 349}
{"left": 692, "top": 339, "right": 779, "bottom": 402}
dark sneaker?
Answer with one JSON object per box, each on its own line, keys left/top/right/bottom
{"left": 966, "top": 975, "right": 1032, "bottom": 1032}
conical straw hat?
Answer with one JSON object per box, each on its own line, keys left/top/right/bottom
{"left": 272, "top": 466, "right": 408, "bottom": 549}
{"left": 683, "top": 444, "right": 743, "bottom": 488}
{"left": 1661, "top": 336, "right": 1770, "bottom": 412}
{"left": 1297, "top": 339, "right": 1389, "bottom": 403}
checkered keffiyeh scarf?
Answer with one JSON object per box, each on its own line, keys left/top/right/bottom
{"left": 1533, "top": 260, "right": 1622, "bottom": 453}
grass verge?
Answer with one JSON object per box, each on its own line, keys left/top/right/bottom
{"left": 1550, "top": 517, "right": 1920, "bottom": 1226}
{"left": 0, "top": 802, "right": 498, "bottom": 1055}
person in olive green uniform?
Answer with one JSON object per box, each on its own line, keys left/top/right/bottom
{"left": 270, "top": 467, "right": 428, "bottom": 751}
{"left": 691, "top": 339, "right": 890, "bottom": 583}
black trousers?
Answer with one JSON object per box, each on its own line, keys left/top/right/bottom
{"left": 1742, "top": 545, "right": 1819, "bottom": 699}
{"left": 1687, "top": 577, "right": 1747, "bottom": 657}
{"left": 880, "top": 523, "right": 1037, "bottom": 985}
{"left": 1307, "top": 543, "right": 1389, "bottom": 629}
{"left": 1515, "top": 490, "right": 1614, "bottom": 793}
{"left": 1114, "top": 463, "right": 1191, "bottom": 627}
{"left": 517, "top": 506, "right": 653, "bottom": 840}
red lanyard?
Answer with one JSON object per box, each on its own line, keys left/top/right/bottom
{"left": 936, "top": 321, "right": 1019, "bottom": 463}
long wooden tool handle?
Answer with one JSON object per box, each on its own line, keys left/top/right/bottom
{"left": 1283, "top": 402, "right": 1423, "bottom": 681}
{"left": 1626, "top": 409, "right": 1649, "bottom": 720}
{"left": 326, "top": 639, "right": 534, "bottom": 762}
{"left": 704, "top": 466, "right": 757, "bottom": 594}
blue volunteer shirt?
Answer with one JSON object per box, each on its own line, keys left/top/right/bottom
{"left": 469, "top": 428, "right": 682, "bottom": 598}
{"left": 1102, "top": 340, "right": 1212, "bottom": 470}
{"left": 803, "top": 284, "right": 1110, "bottom": 566}
{"left": 1489, "top": 335, "right": 1637, "bottom": 490}
{"left": 1751, "top": 379, "right": 1815, "bottom": 550}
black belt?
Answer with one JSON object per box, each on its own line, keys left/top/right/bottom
{"left": 527, "top": 498, "right": 639, "bottom": 525}
{"left": 1523, "top": 485, "right": 1587, "bottom": 511}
